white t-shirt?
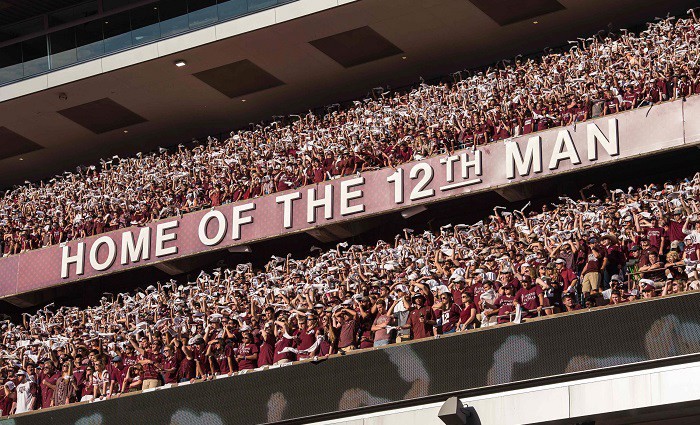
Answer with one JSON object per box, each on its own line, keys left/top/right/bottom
{"left": 15, "top": 379, "right": 35, "bottom": 414}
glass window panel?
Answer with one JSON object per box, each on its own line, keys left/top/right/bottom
{"left": 217, "top": 0, "right": 247, "bottom": 20}
{"left": 22, "top": 36, "right": 49, "bottom": 77}
{"left": 131, "top": 5, "right": 160, "bottom": 45}
{"left": 159, "top": 0, "right": 189, "bottom": 37}
{"left": 247, "top": 0, "right": 277, "bottom": 12}
{"left": 50, "top": 28, "right": 77, "bottom": 69}
{"left": 102, "top": 11, "right": 132, "bottom": 54}
{"left": 0, "top": 43, "right": 23, "bottom": 84}
{"left": 188, "top": 0, "right": 217, "bottom": 29}
{"left": 76, "top": 20, "right": 104, "bottom": 61}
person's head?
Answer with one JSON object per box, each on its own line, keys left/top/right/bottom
{"left": 585, "top": 296, "right": 597, "bottom": 308}
{"left": 648, "top": 251, "right": 659, "bottom": 263}
{"left": 667, "top": 250, "right": 680, "bottom": 263}
{"left": 150, "top": 340, "right": 161, "bottom": 352}
{"left": 43, "top": 359, "right": 54, "bottom": 372}
{"left": 375, "top": 299, "right": 387, "bottom": 314}
{"left": 241, "top": 332, "right": 253, "bottom": 344}
{"left": 555, "top": 258, "right": 567, "bottom": 270}
{"left": 4, "top": 380, "right": 15, "bottom": 395}
{"left": 562, "top": 294, "right": 574, "bottom": 307}
{"left": 503, "top": 285, "right": 514, "bottom": 295}
{"left": 642, "top": 284, "right": 655, "bottom": 298}
{"left": 439, "top": 292, "right": 453, "bottom": 305}
{"left": 413, "top": 293, "right": 426, "bottom": 306}
{"left": 610, "top": 290, "right": 621, "bottom": 304}
{"left": 629, "top": 245, "right": 640, "bottom": 257}
{"left": 462, "top": 293, "right": 473, "bottom": 304}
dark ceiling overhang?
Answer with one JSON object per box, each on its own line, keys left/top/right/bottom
{"left": 0, "top": 0, "right": 696, "bottom": 188}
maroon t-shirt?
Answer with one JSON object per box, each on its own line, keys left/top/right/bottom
{"left": 645, "top": 227, "right": 665, "bottom": 250}
{"left": 0, "top": 393, "right": 13, "bottom": 417}
{"left": 338, "top": 319, "right": 356, "bottom": 349}
{"left": 515, "top": 285, "right": 543, "bottom": 317}
{"left": 408, "top": 306, "right": 435, "bottom": 339}
{"left": 667, "top": 220, "right": 685, "bottom": 242}
{"left": 273, "top": 335, "right": 296, "bottom": 363}
{"left": 122, "top": 354, "right": 138, "bottom": 369}
{"left": 495, "top": 295, "right": 515, "bottom": 323}
{"left": 438, "top": 303, "right": 461, "bottom": 333}
{"left": 237, "top": 343, "right": 259, "bottom": 370}
{"left": 295, "top": 326, "right": 318, "bottom": 359}
{"left": 39, "top": 370, "right": 59, "bottom": 409}
{"left": 459, "top": 303, "right": 477, "bottom": 326}
{"left": 558, "top": 268, "right": 577, "bottom": 292}
{"left": 685, "top": 243, "right": 700, "bottom": 262}
{"left": 257, "top": 334, "right": 275, "bottom": 367}
{"left": 216, "top": 344, "right": 235, "bottom": 374}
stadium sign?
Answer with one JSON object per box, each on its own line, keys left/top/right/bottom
{"left": 0, "top": 96, "right": 693, "bottom": 296}
{"left": 60, "top": 119, "right": 619, "bottom": 279}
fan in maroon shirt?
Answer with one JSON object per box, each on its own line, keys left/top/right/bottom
{"left": 257, "top": 326, "right": 276, "bottom": 367}
{"left": 236, "top": 333, "right": 259, "bottom": 370}
{"left": 295, "top": 315, "right": 319, "bottom": 360}
{"left": 38, "top": 360, "right": 59, "bottom": 409}
{"left": 515, "top": 277, "right": 544, "bottom": 319}
{"left": 494, "top": 285, "right": 516, "bottom": 324}
{"left": 406, "top": 294, "right": 436, "bottom": 340}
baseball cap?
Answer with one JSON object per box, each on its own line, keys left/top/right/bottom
{"left": 554, "top": 259, "right": 566, "bottom": 264}
{"left": 4, "top": 381, "right": 15, "bottom": 391}
{"left": 112, "top": 356, "right": 122, "bottom": 362}
{"left": 643, "top": 284, "right": 655, "bottom": 292}
{"left": 610, "top": 274, "right": 621, "bottom": 282}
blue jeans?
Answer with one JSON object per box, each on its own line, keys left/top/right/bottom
{"left": 373, "top": 339, "right": 390, "bottom": 347}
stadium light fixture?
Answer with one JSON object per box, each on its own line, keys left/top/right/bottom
{"left": 438, "top": 397, "right": 471, "bottom": 425}
{"left": 401, "top": 205, "right": 427, "bottom": 219}
{"left": 533, "top": 21, "right": 539, "bottom": 24}
{"left": 175, "top": 60, "right": 187, "bottom": 67}
{"left": 228, "top": 245, "right": 252, "bottom": 253}
{"left": 18, "top": 158, "right": 23, "bottom": 161}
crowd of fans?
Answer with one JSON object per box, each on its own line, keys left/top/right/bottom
{"left": 1, "top": 11, "right": 699, "bottom": 256}
{"left": 1, "top": 170, "right": 699, "bottom": 415}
